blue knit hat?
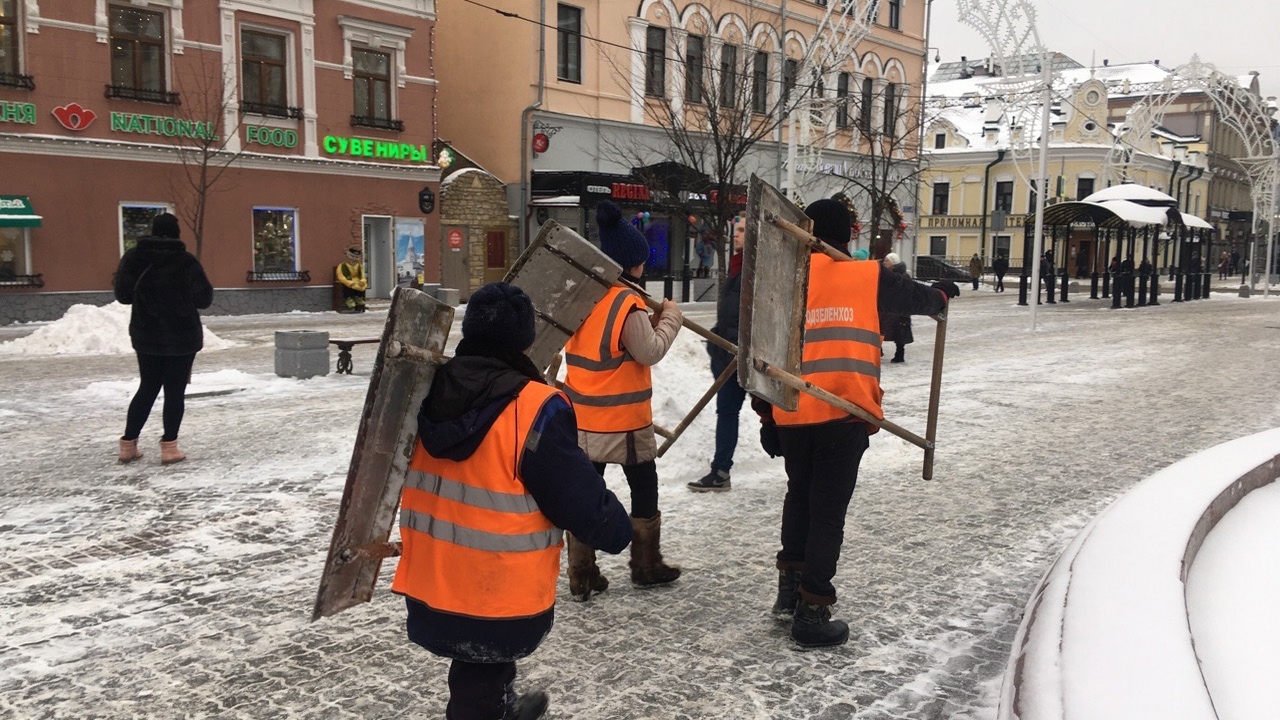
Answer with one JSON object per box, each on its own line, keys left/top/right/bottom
{"left": 462, "top": 282, "right": 537, "bottom": 351}
{"left": 595, "top": 201, "right": 650, "bottom": 269}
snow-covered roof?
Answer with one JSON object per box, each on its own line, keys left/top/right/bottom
{"left": 1096, "top": 199, "right": 1172, "bottom": 227}
{"left": 1181, "top": 212, "right": 1214, "bottom": 230}
{"left": 1083, "top": 184, "right": 1177, "bottom": 205}
{"left": 529, "top": 195, "right": 580, "bottom": 206}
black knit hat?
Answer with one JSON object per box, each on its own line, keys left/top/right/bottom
{"left": 462, "top": 282, "right": 537, "bottom": 351}
{"left": 804, "top": 199, "right": 851, "bottom": 250}
{"left": 595, "top": 201, "right": 650, "bottom": 269}
{"left": 151, "top": 213, "right": 181, "bottom": 239}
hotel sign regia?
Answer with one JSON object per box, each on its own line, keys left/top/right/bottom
{"left": 921, "top": 214, "right": 1027, "bottom": 229}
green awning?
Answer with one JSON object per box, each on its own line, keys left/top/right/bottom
{"left": 0, "top": 195, "right": 41, "bottom": 228}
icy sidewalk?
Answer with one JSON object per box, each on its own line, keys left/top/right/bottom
{"left": 1, "top": 293, "right": 1278, "bottom": 719}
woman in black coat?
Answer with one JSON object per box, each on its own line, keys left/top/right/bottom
{"left": 878, "top": 253, "right": 913, "bottom": 363}
{"left": 113, "top": 213, "right": 213, "bottom": 464}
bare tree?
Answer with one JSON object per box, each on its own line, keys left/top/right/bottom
{"left": 166, "top": 50, "right": 246, "bottom": 260}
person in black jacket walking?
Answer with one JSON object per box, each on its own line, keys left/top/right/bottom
{"left": 992, "top": 254, "right": 1009, "bottom": 292}
{"left": 688, "top": 222, "right": 746, "bottom": 492}
{"left": 113, "top": 213, "right": 213, "bottom": 465}
{"left": 878, "top": 253, "right": 914, "bottom": 363}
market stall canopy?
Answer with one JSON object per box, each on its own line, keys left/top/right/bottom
{"left": 1179, "top": 212, "right": 1214, "bottom": 230}
{"left": 1096, "top": 199, "right": 1174, "bottom": 228}
{"left": 1035, "top": 200, "right": 1168, "bottom": 230}
{"left": 0, "top": 196, "right": 41, "bottom": 228}
{"left": 1082, "top": 184, "right": 1178, "bottom": 207}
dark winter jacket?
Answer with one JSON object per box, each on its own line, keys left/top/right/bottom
{"left": 878, "top": 263, "right": 914, "bottom": 345}
{"left": 707, "top": 251, "right": 743, "bottom": 375}
{"left": 993, "top": 256, "right": 1010, "bottom": 278}
{"left": 113, "top": 237, "right": 213, "bottom": 356}
{"left": 405, "top": 338, "right": 631, "bottom": 662}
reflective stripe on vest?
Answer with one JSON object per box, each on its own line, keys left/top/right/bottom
{"left": 390, "top": 382, "right": 565, "bottom": 619}
{"left": 562, "top": 285, "right": 653, "bottom": 432}
{"left": 775, "top": 256, "right": 884, "bottom": 428}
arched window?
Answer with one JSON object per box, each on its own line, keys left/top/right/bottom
{"left": 859, "top": 77, "right": 873, "bottom": 132}
{"left": 883, "top": 82, "right": 897, "bottom": 135}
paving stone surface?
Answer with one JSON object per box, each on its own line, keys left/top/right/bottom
{"left": 1, "top": 290, "right": 1278, "bottom": 719}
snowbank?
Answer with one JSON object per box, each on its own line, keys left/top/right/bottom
{"left": 0, "top": 302, "right": 234, "bottom": 356}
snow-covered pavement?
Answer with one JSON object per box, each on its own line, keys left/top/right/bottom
{"left": 1, "top": 288, "right": 1277, "bottom": 719}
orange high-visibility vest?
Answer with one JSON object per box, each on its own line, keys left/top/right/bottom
{"left": 562, "top": 286, "right": 653, "bottom": 433}
{"left": 391, "top": 382, "right": 565, "bottom": 619}
{"left": 775, "top": 255, "right": 884, "bottom": 429}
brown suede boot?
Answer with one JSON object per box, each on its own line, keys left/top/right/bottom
{"left": 566, "top": 532, "right": 608, "bottom": 601}
{"left": 118, "top": 438, "right": 143, "bottom": 464}
{"left": 159, "top": 439, "right": 186, "bottom": 465}
{"left": 629, "top": 513, "right": 681, "bottom": 587}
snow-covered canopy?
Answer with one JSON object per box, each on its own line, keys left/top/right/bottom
{"left": 1083, "top": 184, "right": 1178, "bottom": 206}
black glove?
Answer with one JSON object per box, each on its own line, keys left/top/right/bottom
{"left": 760, "top": 423, "right": 783, "bottom": 458}
{"left": 931, "top": 280, "right": 961, "bottom": 299}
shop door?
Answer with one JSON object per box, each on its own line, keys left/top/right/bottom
{"left": 484, "top": 230, "right": 508, "bottom": 283}
{"left": 442, "top": 226, "right": 470, "bottom": 298}
{"left": 363, "top": 216, "right": 394, "bottom": 299}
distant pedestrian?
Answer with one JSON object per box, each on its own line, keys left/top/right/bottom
{"left": 695, "top": 236, "right": 714, "bottom": 278}
{"left": 968, "top": 253, "right": 983, "bottom": 291}
{"left": 1076, "top": 249, "right": 1089, "bottom": 278}
{"left": 880, "top": 253, "right": 913, "bottom": 363}
{"left": 113, "top": 213, "right": 213, "bottom": 465}
{"left": 992, "top": 253, "right": 1009, "bottom": 292}
{"left": 1230, "top": 249, "right": 1240, "bottom": 277}
{"left": 1218, "top": 251, "right": 1230, "bottom": 280}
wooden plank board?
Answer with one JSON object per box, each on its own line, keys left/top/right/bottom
{"left": 504, "top": 221, "right": 622, "bottom": 372}
{"left": 738, "top": 174, "right": 811, "bottom": 412}
{"left": 311, "top": 287, "right": 454, "bottom": 621}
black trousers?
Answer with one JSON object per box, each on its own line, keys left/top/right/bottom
{"left": 446, "top": 659, "right": 516, "bottom": 720}
{"left": 995, "top": 274, "right": 1005, "bottom": 292}
{"left": 123, "top": 353, "right": 195, "bottom": 442}
{"left": 593, "top": 460, "right": 658, "bottom": 519}
{"left": 776, "top": 422, "right": 870, "bottom": 600}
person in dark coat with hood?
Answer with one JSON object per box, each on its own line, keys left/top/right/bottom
{"left": 393, "top": 282, "right": 632, "bottom": 720}
{"left": 878, "top": 252, "right": 913, "bottom": 363}
{"left": 113, "top": 212, "right": 213, "bottom": 465}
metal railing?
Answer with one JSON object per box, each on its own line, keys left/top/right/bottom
{"left": 350, "top": 115, "right": 404, "bottom": 132}
{"left": 247, "top": 270, "right": 310, "bottom": 283}
{"left": 240, "top": 101, "right": 303, "bottom": 120}
{"left": 104, "top": 85, "right": 181, "bottom": 105}
{"left": 0, "top": 72, "right": 35, "bottom": 90}
{"left": 0, "top": 273, "right": 45, "bottom": 288}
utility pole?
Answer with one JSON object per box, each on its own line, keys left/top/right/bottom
{"left": 1029, "top": 59, "right": 1051, "bottom": 331}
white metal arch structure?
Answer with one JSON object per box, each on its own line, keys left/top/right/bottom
{"left": 1103, "top": 57, "right": 1278, "bottom": 291}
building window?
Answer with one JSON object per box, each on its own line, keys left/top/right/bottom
{"left": 352, "top": 48, "right": 395, "bottom": 127}
{"left": 750, "top": 50, "right": 768, "bottom": 113}
{"left": 866, "top": 1, "right": 879, "bottom": 24}
{"left": 119, "top": 203, "right": 171, "bottom": 255}
{"left": 929, "top": 236, "right": 947, "bottom": 256}
{"left": 556, "top": 4, "right": 581, "bottom": 84}
{"left": 0, "top": 227, "right": 32, "bottom": 283}
{"left": 859, "top": 77, "right": 873, "bottom": 132}
{"left": 1077, "top": 176, "right": 1095, "bottom": 200}
{"left": 995, "top": 181, "right": 1014, "bottom": 213}
{"left": 644, "top": 26, "right": 666, "bottom": 97}
{"left": 1, "top": 0, "right": 27, "bottom": 85}
{"left": 685, "top": 34, "right": 704, "bottom": 103}
{"left": 253, "top": 208, "right": 298, "bottom": 273}
{"left": 241, "top": 29, "right": 292, "bottom": 117}
{"left": 931, "top": 182, "right": 950, "bottom": 215}
{"left": 934, "top": 132, "right": 946, "bottom": 149}
{"left": 993, "top": 235, "right": 1011, "bottom": 259}
{"left": 1028, "top": 178, "right": 1039, "bottom": 211}
{"left": 783, "top": 58, "right": 798, "bottom": 106}
{"left": 836, "top": 72, "right": 850, "bottom": 128}
{"left": 888, "top": 0, "right": 902, "bottom": 30}
{"left": 719, "top": 45, "right": 738, "bottom": 108}
{"left": 883, "top": 82, "right": 897, "bottom": 135}
{"left": 109, "top": 6, "right": 167, "bottom": 96}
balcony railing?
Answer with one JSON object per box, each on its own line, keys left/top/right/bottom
{"left": 0, "top": 273, "right": 45, "bottom": 288}
{"left": 240, "top": 101, "right": 303, "bottom": 120}
{"left": 0, "top": 72, "right": 35, "bottom": 91}
{"left": 350, "top": 115, "right": 404, "bottom": 132}
{"left": 246, "top": 269, "right": 310, "bottom": 283}
{"left": 104, "top": 84, "right": 181, "bottom": 105}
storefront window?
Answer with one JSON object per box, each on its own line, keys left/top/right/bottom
{"left": 0, "top": 227, "right": 29, "bottom": 281}
{"left": 120, "top": 203, "right": 170, "bottom": 254}
{"left": 253, "top": 208, "right": 298, "bottom": 272}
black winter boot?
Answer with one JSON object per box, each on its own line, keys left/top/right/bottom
{"left": 890, "top": 345, "right": 905, "bottom": 363}
{"left": 505, "top": 691, "right": 549, "bottom": 720}
{"left": 791, "top": 590, "right": 849, "bottom": 648}
{"left": 771, "top": 564, "right": 801, "bottom": 617}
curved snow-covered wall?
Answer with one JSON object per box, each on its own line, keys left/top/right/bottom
{"left": 998, "top": 428, "right": 1280, "bottom": 720}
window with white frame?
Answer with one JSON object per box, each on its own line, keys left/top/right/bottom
{"left": 0, "top": 227, "right": 31, "bottom": 282}
{"left": 353, "top": 49, "right": 392, "bottom": 123}
{"left": 859, "top": 77, "right": 873, "bottom": 132}
{"left": 836, "top": 72, "right": 850, "bottom": 128}
{"left": 241, "top": 28, "right": 295, "bottom": 118}
{"left": 749, "top": 50, "right": 767, "bottom": 113}
{"left": 557, "top": 4, "right": 581, "bottom": 84}
{"left": 338, "top": 16, "right": 413, "bottom": 132}
{"left": 931, "top": 182, "right": 950, "bottom": 215}
{"left": 108, "top": 5, "right": 171, "bottom": 102}
{"left": 119, "top": 203, "right": 171, "bottom": 255}
{"left": 253, "top": 208, "right": 298, "bottom": 273}
{"left": 684, "top": 34, "right": 704, "bottom": 103}
{"left": 783, "top": 58, "right": 798, "bottom": 106}
{"left": 720, "top": 45, "right": 738, "bottom": 108}
{"left": 888, "top": 0, "right": 902, "bottom": 30}
{"left": 644, "top": 26, "right": 666, "bottom": 97}
{"left": 883, "top": 82, "right": 897, "bottom": 135}
{"left": 1, "top": 0, "right": 29, "bottom": 85}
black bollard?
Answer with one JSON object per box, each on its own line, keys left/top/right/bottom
{"left": 1150, "top": 273, "right": 1160, "bottom": 305}
{"left": 1045, "top": 273, "right": 1056, "bottom": 304}
{"left": 1090, "top": 272, "right": 1099, "bottom": 299}
{"left": 1138, "top": 273, "right": 1149, "bottom": 305}
{"left": 1202, "top": 272, "right": 1211, "bottom": 299}
{"left": 1111, "top": 273, "right": 1122, "bottom": 308}
{"left": 663, "top": 274, "right": 674, "bottom": 301}
{"left": 1125, "top": 273, "right": 1135, "bottom": 308}
{"left": 1060, "top": 269, "right": 1070, "bottom": 303}
{"left": 1018, "top": 274, "right": 1029, "bottom": 306}
{"left": 1173, "top": 271, "right": 1184, "bottom": 302}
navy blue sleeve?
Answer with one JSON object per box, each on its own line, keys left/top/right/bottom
{"left": 877, "top": 265, "right": 947, "bottom": 316}
{"left": 519, "top": 395, "right": 632, "bottom": 554}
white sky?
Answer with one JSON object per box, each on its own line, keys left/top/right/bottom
{"left": 929, "top": 0, "right": 1280, "bottom": 99}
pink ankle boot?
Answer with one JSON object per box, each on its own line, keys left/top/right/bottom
{"left": 118, "top": 438, "right": 143, "bottom": 464}
{"left": 160, "top": 439, "right": 186, "bottom": 465}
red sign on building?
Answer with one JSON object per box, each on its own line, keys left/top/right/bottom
{"left": 611, "top": 183, "right": 650, "bottom": 201}
{"left": 448, "top": 229, "right": 464, "bottom": 250}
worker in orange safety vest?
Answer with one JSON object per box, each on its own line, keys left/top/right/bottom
{"left": 392, "top": 282, "right": 632, "bottom": 720}
{"left": 754, "top": 199, "right": 961, "bottom": 648}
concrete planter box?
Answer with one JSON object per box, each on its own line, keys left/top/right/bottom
{"left": 275, "top": 330, "right": 330, "bottom": 378}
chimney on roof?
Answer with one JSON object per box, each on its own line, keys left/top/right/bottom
{"left": 1103, "top": 59, "right": 1109, "bottom": 67}
{"left": 1154, "top": 59, "right": 1160, "bottom": 66}
{"left": 961, "top": 56, "right": 967, "bottom": 63}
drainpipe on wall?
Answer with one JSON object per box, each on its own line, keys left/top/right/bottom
{"left": 978, "top": 148, "right": 1007, "bottom": 260}
{"left": 1166, "top": 158, "right": 1182, "bottom": 197}
{"left": 912, "top": 0, "right": 935, "bottom": 267}
{"left": 775, "top": 0, "right": 787, "bottom": 189}
{"left": 519, "top": 0, "right": 548, "bottom": 250}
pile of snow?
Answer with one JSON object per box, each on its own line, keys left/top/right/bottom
{"left": 0, "top": 302, "right": 234, "bottom": 356}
